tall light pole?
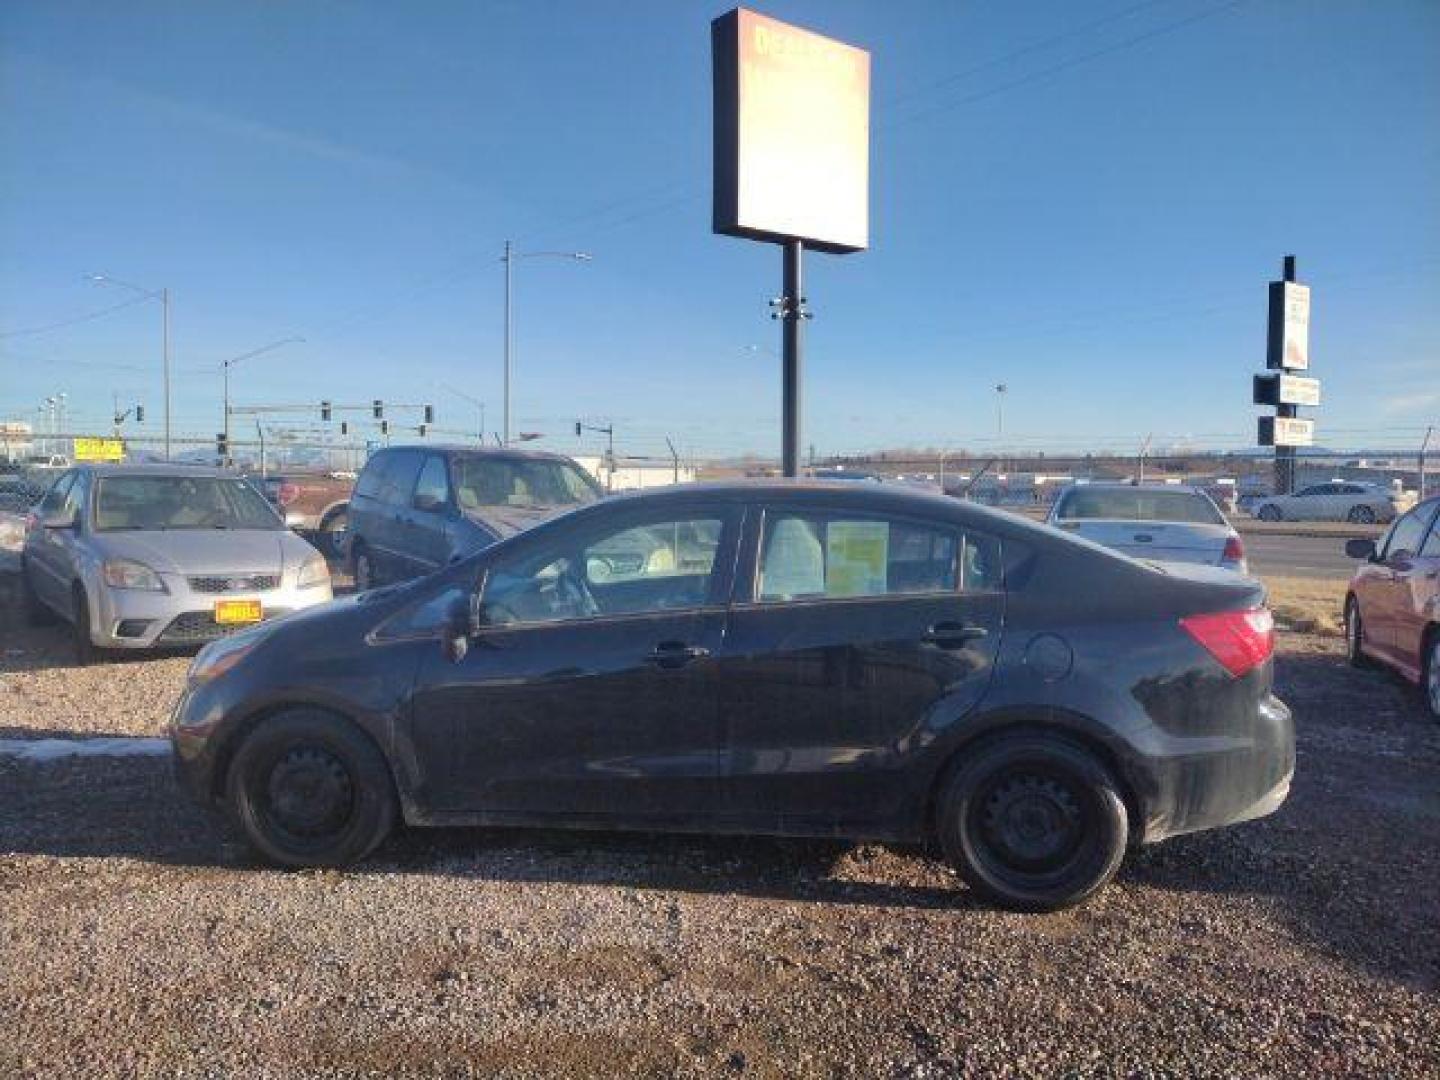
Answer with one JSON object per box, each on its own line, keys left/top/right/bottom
{"left": 221, "top": 337, "right": 305, "bottom": 460}
{"left": 89, "top": 274, "right": 170, "bottom": 459}
{"left": 501, "top": 241, "right": 591, "bottom": 446}
{"left": 994, "top": 383, "right": 1008, "bottom": 441}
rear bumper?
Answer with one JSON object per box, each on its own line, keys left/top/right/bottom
{"left": 1139, "top": 693, "right": 1294, "bottom": 843}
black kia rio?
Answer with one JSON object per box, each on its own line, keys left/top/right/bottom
{"left": 172, "top": 481, "right": 1293, "bottom": 910}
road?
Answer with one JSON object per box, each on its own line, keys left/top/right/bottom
{"left": 1244, "top": 531, "right": 1358, "bottom": 580}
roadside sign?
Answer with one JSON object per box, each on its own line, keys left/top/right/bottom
{"left": 1257, "top": 416, "right": 1314, "bottom": 447}
{"left": 73, "top": 437, "right": 125, "bottom": 462}
{"left": 712, "top": 7, "right": 870, "bottom": 253}
{"left": 1253, "top": 372, "right": 1321, "bottom": 408}
{"left": 1266, "top": 280, "right": 1311, "bottom": 371}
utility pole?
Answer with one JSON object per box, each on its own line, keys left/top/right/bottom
{"left": 1138, "top": 433, "right": 1154, "bottom": 484}
{"left": 665, "top": 436, "right": 680, "bottom": 484}
{"left": 1421, "top": 425, "right": 1435, "bottom": 501}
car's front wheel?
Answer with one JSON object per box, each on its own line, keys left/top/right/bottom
{"left": 1345, "top": 597, "right": 1374, "bottom": 669}
{"left": 1257, "top": 504, "right": 1282, "bottom": 522}
{"left": 1423, "top": 631, "right": 1440, "bottom": 722}
{"left": 227, "top": 709, "right": 396, "bottom": 868}
{"left": 71, "top": 584, "right": 98, "bottom": 665}
{"left": 1347, "top": 505, "right": 1376, "bottom": 525}
{"left": 319, "top": 507, "right": 349, "bottom": 559}
{"left": 936, "top": 734, "right": 1128, "bottom": 911}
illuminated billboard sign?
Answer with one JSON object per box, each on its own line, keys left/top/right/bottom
{"left": 712, "top": 8, "right": 870, "bottom": 253}
{"left": 1266, "top": 281, "right": 1311, "bottom": 371}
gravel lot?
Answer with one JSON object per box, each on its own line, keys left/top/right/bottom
{"left": 2, "top": 573, "right": 1438, "bottom": 1076}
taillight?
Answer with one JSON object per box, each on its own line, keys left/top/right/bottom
{"left": 1180, "top": 607, "right": 1274, "bottom": 678}
{"left": 276, "top": 482, "right": 299, "bottom": 506}
{"left": 1221, "top": 536, "right": 1245, "bottom": 564}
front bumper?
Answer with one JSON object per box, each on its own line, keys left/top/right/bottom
{"left": 92, "top": 575, "right": 332, "bottom": 649}
{"left": 1140, "top": 693, "right": 1295, "bottom": 843}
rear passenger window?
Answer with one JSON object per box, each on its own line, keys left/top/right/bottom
{"left": 756, "top": 513, "right": 999, "bottom": 602}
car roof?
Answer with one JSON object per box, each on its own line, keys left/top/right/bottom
{"left": 78, "top": 463, "right": 238, "bottom": 479}
{"left": 1060, "top": 482, "right": 1209, "bottom": 495}
{"left": 372, "top": 443, "right": 580, "bottom": 463}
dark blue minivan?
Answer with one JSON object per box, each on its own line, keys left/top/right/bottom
{"left": 346, "top": 445, "right": 602, "bottom": 589}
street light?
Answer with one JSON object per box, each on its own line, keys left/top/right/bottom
{"left": 89, "top": 273, "right": 170, "bottom": 459}
{"left": 994, "top": 383, "right": 1008, "bottom": 440}
{"left": 221, "top": 337, "right": 305, "bottom": 460}
{"left": 501, "top": 241, "right": 591, "bottom": 446}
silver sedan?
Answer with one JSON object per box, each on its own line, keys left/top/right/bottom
{"left": 21, "top": 464, "right": 332, "bottom": 662}
{"left": 1046, "top": 483, "right": 1247, "bottom": 574}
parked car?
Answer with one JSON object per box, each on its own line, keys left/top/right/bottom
{"left": 346, "top": 445, "right": 602, "bottom": 590}
{"left": 21, "top": 464, "right": 332, "bottom": 662}
{"left": 1047, "top": 483, "right": 1246, "bottom": 573}
{"left": 1254, "top": 481, "right": 1407, "bottom": 524}
{"left": 172, "top": 480, "right": 1291, "bottom": 911}
{"left": 1343, "top": 495, "right": 1440, "bottom": 720}
{"left": 260, "top": 471, "right": 355, "bottom": 556}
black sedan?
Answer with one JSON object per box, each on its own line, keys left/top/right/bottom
{"left": 171, "top": 481, "right": 1293, "bottom": 910}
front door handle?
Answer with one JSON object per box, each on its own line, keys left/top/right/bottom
{"left": 646, "top": 641, "right": 711, "bottom": 669}
{"left": 921, "top": 621, "right": 989, "bottom": 648}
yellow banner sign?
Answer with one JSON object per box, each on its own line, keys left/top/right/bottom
{"left": 73, "top": 437, "right": 125, "bottom": 462}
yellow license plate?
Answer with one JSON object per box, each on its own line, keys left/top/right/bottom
{"left": 214, "top": 599, "right": 263, "bottom": 625}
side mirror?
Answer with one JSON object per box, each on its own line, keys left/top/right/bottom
{"left": 1344, "top": 538, "right": 1377, "bottom": 561}
{"left": 415, "top": 492, "right": 445, "bottom": 513}
{"left": 44, "top": 509, "right": 77, "bottom": 530}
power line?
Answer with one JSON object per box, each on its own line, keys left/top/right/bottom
{"left": 0, "top": 295, "right": 151, "bottom": 339}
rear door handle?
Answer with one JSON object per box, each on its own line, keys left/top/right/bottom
{"left": 646, "top": 641, "right": 711, "bottom": 669}
{"left": 921, "top": 621, "right": 989, "bottom": 648}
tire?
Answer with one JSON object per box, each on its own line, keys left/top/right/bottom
{"left": 351, "top": 542, "right": 376, "bottom": 592}
{"left": 1257, "top": 504, "right": 1282, "bottom": 522}
{"left": 936, "top": 734, "right": 1128, "bottom": 912}
{"left": 71, "top": 584, "right": 97, "bottom": 665}
{"left": 1422, "top": 630, "right": 1440, "bottom": 723}
{"left": 319, "top": 508, "right": 349, "bottom": 559}
{"left": 1345, "top": 597, "right": 1374, "bottom": 670}
{"left": 1347, "top": 505, "right": 1376, "bottom": 525}
{"left": 226, "top": 709, "right": 397, "bottom": 868}
{"left": 22, "top": 566, "right": 57, "bottom": 626}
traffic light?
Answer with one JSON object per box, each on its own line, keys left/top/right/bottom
{"left": 380, "top": 419, "right": 390, "bottom": 435}
{"left": 423, "top": 404, "right": 434, "bottom": 424}
{"left": 134, "top": 404, "right": 145, "bottom": 422}
{"left": 216, "top": 432, "right": 229, "bottom": 459}
{"left": 418, "top": 423, "right": 428, "bottom": 437}
{"left": 574, "top": 421, "right": 582, "bottom": 436}
{"left": 339, "top": 421, "right": 349, "bottom": 436}
{"left": 373, "top": 399, "right": 384, "bottom": 419}
{"left": 320, "top": 400, "right": 332, "bottom": 422}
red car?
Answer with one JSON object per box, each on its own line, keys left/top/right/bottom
{"left": 1344, "top": 495, "right": 1440, "bottom": 719}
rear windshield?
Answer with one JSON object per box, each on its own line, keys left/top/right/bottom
{"left": 452, "top": 457, "right": 601, "bottom": 511}
{"left": 1055, "top": 488, "right": 1225, "bottom": 525}
{"left": 94, "top": 476, "right": 283, "bottom": 531}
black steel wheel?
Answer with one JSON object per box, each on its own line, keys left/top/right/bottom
{"left": 1257, "top": 504, "right": 1282, "bottom": 522}
{"left": 1347, "top": 505, "right": 1376, "bottom": 525}
{"left": 937, "top": 734, "right": 1128, "bottom": 911}
{"left": 227, "top": 709, "right": 396, "bottom": 868}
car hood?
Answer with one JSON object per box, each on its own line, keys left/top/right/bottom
{"left": 462, "top": 504, "right": 570, "bottom": 538}
{"left": 93, "top": 529, "right": 317, "bottom": 575}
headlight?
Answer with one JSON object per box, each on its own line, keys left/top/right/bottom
{"left": 102, "top": 558, "right": 167, "bottom": 592}
{"left": 187, "top": 624, "right": 267, "bottom": 686}
{"left": 296, "top": 555, "right": 330, "bottom": 589}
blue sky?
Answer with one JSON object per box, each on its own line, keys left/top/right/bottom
{"left": 2, "top": 0, "right": 1437, "bottom": 461}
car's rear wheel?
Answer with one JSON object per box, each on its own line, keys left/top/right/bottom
{"left": 227, "top": 709, "right": 396, "bottom": 868}
{"left": 22, "top": 566, "right": 56, "bottom": 626}
{"left": 1347, "top": 505, "right": 1376, "bottom": 525}
{"left": 1423, "top": 631, "right": 1440, "bottom": 722}
{"left": 1257, "top": 504, "right": 1282, "bottom": 522}
{"left": 1345, "top": 597, "right": 1374, "bottom": 669}
{"left": 319, "top": 507, "right": 349, "bottom": 559}
{"left": 351, "top": 542, "right": 376, "bottom": 592}
{"left": 937, "top": 734, "right": 1128, "bottom": 911}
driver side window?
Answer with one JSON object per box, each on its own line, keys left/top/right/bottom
{"left": 481, "top": 513, "right": 728, "bottom": 626}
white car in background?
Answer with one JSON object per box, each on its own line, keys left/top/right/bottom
{"left": 1046, "top": 483, "right": 1246, "bottom": 573}
{"left": 1253, "top": 481, "right": 1407, "bottom": 524}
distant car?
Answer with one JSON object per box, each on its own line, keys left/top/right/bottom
{"left": 1343, "top": 496, "right": 1440, "bottom": 720}
{"left": 1254, "top": 481, "right": 1406, "bottom": 524}
{"left": 172, "top": 480, "right": 1291, "bottom": 910}
{"left": 1047, "top": 483, "right": 1246, "bottom": 573}
{"left": 346, "top": 445, "right": 603, "bottom": 590}
{"left": 21, "top": 464, "right": 332, "bottom": 662}
{"left": 260, "top": 471, "right": 355, "bottom": 557}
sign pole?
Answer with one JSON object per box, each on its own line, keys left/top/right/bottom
{"left": 780, "top": 240, "right": 805, "bottom": 477}
{"left": 1274, "top": 255, "right": 1297, "bottom": 496}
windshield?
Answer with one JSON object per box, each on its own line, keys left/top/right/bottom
{"left": 452, "top": 457, "right": 601, "bottom": 511}
{"left": 94, "top": 476, "right": 284, "bottom": 531}
{"left": 1056, "top": 488, "right": 1225, "bottom": 525}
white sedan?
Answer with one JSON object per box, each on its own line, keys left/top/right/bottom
{"left": 1253, "top": 481, "right": 1406, "bottom": 524}
{"left": 1046, "top": 484, "right": 1246, "bottom": 573}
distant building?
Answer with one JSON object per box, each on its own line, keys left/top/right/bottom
{"left": 573, "top": 455, "right": 696, "bottom": 491}
{"left": 0, "top": 421, "right": 35, "bottom": 461}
